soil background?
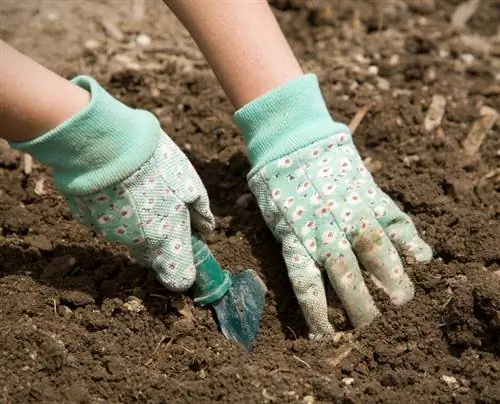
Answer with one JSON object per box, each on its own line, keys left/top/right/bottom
{"left": 1, "top": 0, "right": 499, "bottom": 403}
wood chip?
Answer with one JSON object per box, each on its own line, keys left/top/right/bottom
{"left": 424, "top": 95, "right": 446, "bottom": 132}
{"left": 22, "top": 153, "right": 33, "bottom": 175}
{"left": 130, "top": 0, "right": 145, "bottom": 21}
{"left": 100, "top": 19, "right": 125, "bottom": 41}
{"left": 348, "top": 103, "right": 373, "bottom": 134}
{"left": 462, "top": 106, "right": 498, "bottom": 156}
{"left": 451, "top": 0, "right": 481, "bottom": 28}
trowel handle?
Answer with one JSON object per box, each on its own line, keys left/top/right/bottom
{"left": 191, "top": 231, "right": 232, "bottom": 306}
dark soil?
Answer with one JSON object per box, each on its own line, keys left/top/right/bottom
{"left": 1, "top": 0, "right": 499, "bottom": 403}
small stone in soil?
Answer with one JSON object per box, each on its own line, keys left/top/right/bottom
{"left": 60, "top": 290, "right": 95, "bottom": 308}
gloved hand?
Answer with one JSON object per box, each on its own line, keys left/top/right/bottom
{"left": 235, "top": 74, "right": 432, "bottom": 338}
{"left": 10, "top": 76, "right": 214, "bottom": 292}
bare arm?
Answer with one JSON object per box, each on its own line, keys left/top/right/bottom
{"left": 163, "top": 0, "right": 303, "bottom": 108}
{"left": 0, "top": 40, "right": 90, "bottom": 142}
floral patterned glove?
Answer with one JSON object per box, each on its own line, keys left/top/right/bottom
{"left": 11, "top": 76, "right": 214, "bottom": 292}
{"left": 235, "top": 74, "right": 432, "bottom": 338}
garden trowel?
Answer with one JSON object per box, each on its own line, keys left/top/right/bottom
{"left": 190, "top": 232, "right": 267, "bottom": 351}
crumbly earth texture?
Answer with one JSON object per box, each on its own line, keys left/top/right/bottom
{"left": 1, "top": 0, "right": 499, "bottom": 403}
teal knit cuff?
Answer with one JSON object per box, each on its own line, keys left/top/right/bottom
{"left": 234, "top": 73, "right": 350, "bottom": 173}
{"left": 10, "top": 75, "right": 161, "bottom": 195}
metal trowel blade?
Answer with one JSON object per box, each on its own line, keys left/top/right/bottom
{"left": 212, "top": 269, "right": 267, "bottom": 351}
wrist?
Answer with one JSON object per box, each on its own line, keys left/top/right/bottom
{"left": 10, "top": 75, "right": 161, "bottom": 195}
{"left": 233, "top": 73, "right": 350, "bottom": 172}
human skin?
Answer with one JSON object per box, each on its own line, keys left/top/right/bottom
{"left": 0, "top": 1, "right": 303, "bottom": 142}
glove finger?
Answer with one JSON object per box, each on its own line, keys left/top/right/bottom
{"left": 321, "top": 232, "right": 380, "bottom": 328}
{"left": 158, "top": 134, "right": 215, "bottom": 235}
{"left": 148, "top": 206, "right": 197, "bottom": 292}
{"left": 372, "top": 195, "right": 432, "bottom": 263}
{"left": 346, "top": 212, "right": 415, "bottom": 306}
{"left": 282, "top": 232, "right": 334, "bottom": 339}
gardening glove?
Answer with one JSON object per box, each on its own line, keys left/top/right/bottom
{"left": 10, "top": 76, "right": 214, "bottom": 292}
{"left": 235, "top": 74, "right": 433, "bottom": 339}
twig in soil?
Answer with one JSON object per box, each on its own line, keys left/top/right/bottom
{"left": 462, "top": 106, "right": 498, "bottom": 156}
{"left": 149, "top": 293, "right": 169, "bottom": 301}
{"left": 22, "top": 154, "right": 33, "bottom": 175}
{"left": 325, "top": 343, "right": 354, "bottom": 368}
{"left": 292, "top": 354, "right": 312, "bottom": 368}
{"left": 145, "top": 335, "right": 168, "bottom": 366}
{"left": 442, "top": 296, "right": 453, "bottom": 309}
{"left": 52, "top": 298, "right": 57, "bottom": 314}
{"left": 451, "top": 0, "right": 481, "bottom": 28}
{"left": 348, "top": 103, "right": 374, "bottom": 134}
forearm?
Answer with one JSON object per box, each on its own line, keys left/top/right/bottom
{"left": 163, "top": 0, "right": 303, "bottom": 108}
{"left": 0, "top": 40, "right": 90, "bottom": 142}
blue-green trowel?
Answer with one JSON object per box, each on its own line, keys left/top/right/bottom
{"left": 190, "top": 232, "right": 267, "bottom": 351}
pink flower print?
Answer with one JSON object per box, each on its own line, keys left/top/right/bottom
{"left": 339, "top": 158, "right": 352, "bottom": 174}
{"left": 171, "top": 240, "right": 183, "bottom": 254}
{"left": 297, "top": 180, "right": 311, "bottom": 194}
{"left": 98, "top": 214, "right": 115, "bottom": 225}
{"left": 324, "top": 251, "right": 333, "bottom": 260}
{"left": 290, "top": 253, "right": 303, "bottom": 266}
{"left": 341, "top": 209, "right": 353, "bottom": 222}
{"left": 114, "top": 226, "right": 127, "bottom": 236}
{"left": 390, "top": 266, "right": 403, "bottom": 279}
{"left": 272, "top": 188, "right": 281, "bottom": 201}
{"left": 358, "top": 166, "right": 368, "bottom": 176}
{"left": 322, "top": 183, "right": 335, "bottom": 195}
{"left": 318, "top": 157, "right": 330, "bottom": 166}
{"left": 360, "top": 219, "right": 369, "bottom": 232}
{"left": 319, "top": 167, "right": 332, "bottom": 178}
{"left": 327, "top": 142, "right": 336, "bottom": 151}
{"left": 305, "top": 238, "right": 317, "bottom": 253}
{"left": 116, "top": 187, "right": 127, "bottom": 197}
{"left": 366, "top": 187, "right": 376, "bottom": 198}
{"left": 373, "top": 206, "right": 386, "bottom": 218}
{"left": 160, "top": 222, "right": 171, "bottom": 233}
{"left": 315, "top": 203, "right": 331, "bottom": 216}
{"left": 165, "top": 188, "right": 173, "bottom": 196}
{"left": 342, "top": 224, "right": 355, "bottom": 234}
{"left": 310, "top": 192, "right": 322, "bottom": 206}
{"left": 292, "top": 206, "right": 305, "bottom": 221}
{"left": 283, "top": 196, "right": 295, "bottom": 210}
{"left": 163, "top": 150, "right": 169, "bottom": 160}
{"left": 277, "top": 156, "right": 293, "bottom": 168}
{"left": 95, "top": 193, "right": 109, "bottom": 203}
{"left": 120, "top": 207, "right": 134, "bottom": 219}
{"left": 340, "top": 272, "right": 354, "bottom": 289}
{"left": 322, "top": 230, "right": 336, "bottom": 245}
{"left": 343, "top": 145, "right": 355, "bottom": 155}
{"left": 148, "top": 177, "right": 156, "bottom": 184}
{"left": 347, "top": 193, "right": 361, "bottom": 204}
{"left": 388, "top": 246, "right": 398, "bottom": 260}
{"left": 301, "top": 220, "right": 317, "bottom": 236}
{"left": 338, "top": 132, "right": 348, "bottom": 144}
{"left": 132, "top": 236, "right": 144, "bottom": 245}
{"left": 310, "top": 148, "right": 321, "bottom": 158}
{"left": 175, "top": 204, "right": 183, "bottom": 212}
{"left": 338, "top": 239, "right": 350, "bottom": 250}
